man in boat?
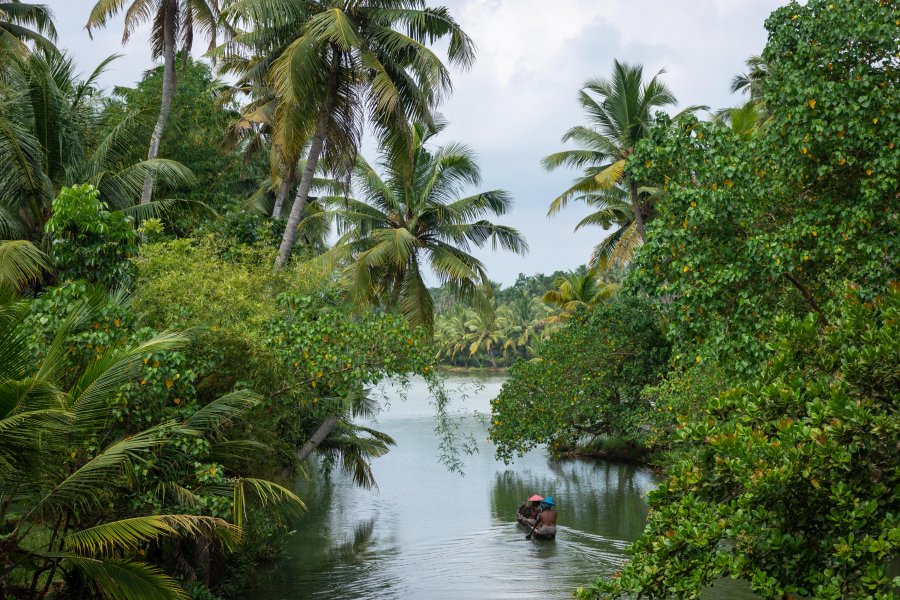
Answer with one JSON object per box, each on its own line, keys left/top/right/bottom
{"left": 532, "top": 497, "right": 558, "bottom": 538}
{"left": 517, "top": 494, "right": 543, "bottom": 526}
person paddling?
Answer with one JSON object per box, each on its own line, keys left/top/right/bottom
{"left": 517, "top": 494, "right": 543, "bottom": 525}
{"left": 532, "top": 497, "right": 558, "bottom": 538}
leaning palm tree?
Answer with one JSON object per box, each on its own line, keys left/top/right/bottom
{"left": 0, "top": 1, "right": 56, "bottom": 56}
{"left": 86, "top": 0, "right": 224, "bottom": 206}
{"left": 311, "top": 120, "right": 527, "bottom": 332}
{"left": 542, "top": 60, "right": 704, "bottom": 245}
{"left": 221, "top": 0, "right": 476, "bottom": 268}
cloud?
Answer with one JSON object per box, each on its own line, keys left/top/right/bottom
{"left": 45, "top": 0, "right": 786, "bottom": 285}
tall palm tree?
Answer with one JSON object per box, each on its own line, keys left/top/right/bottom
{"left": 222, "top": 0, "right": 476, "bottom": 268}
{"left": 311, "top": 120, "right": 527, "bottom": 332}
{"left": 0, "top": 1, "right": 56, "bottom": 56}
{"left": 542, "top": 60, "right": 703, "bottom": 248}
{"left": 86, "top": 0, "right": 224, "bottom": 206}
{"left": 0, "top": 50, "right": 194, "bottom": 237}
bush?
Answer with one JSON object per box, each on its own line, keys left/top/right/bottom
{"left": 45, "top": 184, "right": 137, "bottom": 288}
{"left": 489, "top": 297, "right": 671, "bottom": 463}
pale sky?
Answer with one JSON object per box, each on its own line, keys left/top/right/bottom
{"left": 45, "top": 0, "right": 785, "bottom": 285}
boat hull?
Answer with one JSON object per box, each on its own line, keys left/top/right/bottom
{"left": 516, "top": 516, "right": 555, "bottom": 539}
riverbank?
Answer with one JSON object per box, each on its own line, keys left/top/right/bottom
{"left": 438, "top": 365, "right": 510, "bottom": 375}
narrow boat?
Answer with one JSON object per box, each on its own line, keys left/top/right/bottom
{"left": 516, "top": 515, "right": 556, "bottom": 539}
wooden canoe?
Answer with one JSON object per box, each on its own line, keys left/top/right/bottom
{"left": 517, "top": 515, "right": 556, "bottom": 539}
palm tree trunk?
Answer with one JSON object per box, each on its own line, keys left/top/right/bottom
{"left": 140, "top": 2, "right": 177, "bottom": 206}
{"left": 629, "top": 179, "right": 645, "bottom": 241}
{"left": 275, "top": 55, "right": 339, "bottom": 268}
{"left": 271, "top": 163, "right": 295, "bottom": 218}
{"left": 296, "top": 414, "right": 340, "bottom": 462}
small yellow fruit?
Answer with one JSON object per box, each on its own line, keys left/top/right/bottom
{"left": 808, "top": 99, "right": 816, "bottom": 109}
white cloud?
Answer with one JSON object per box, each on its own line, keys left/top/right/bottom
{"left": 45, "top": 0, "right": 787, "bottom": 285}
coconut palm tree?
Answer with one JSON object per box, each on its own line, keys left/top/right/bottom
{"left": 0, "top": 298, "right": 301, "bottom": 599}
{"left": 541, "top": 267, "right": 618, "bottom": 319}
{"left": 542, "top": 60, "right": 704, "bottom": 248}
{"left": 497, "top": 294, "right": 551, "bottom": 359}
{"left": 730, "top": 54, "right": 768, "bottom": 104}
{"left": 86, "top": 0, "right": 224, "bottom": 206}
{"left": 221, "top": 0, "right": 476, "bottom": 268}
{"left": 463, "top": 305, "right": 503, "bottom": 367}
{"left": 435, "top": 304, "right": 471, "bottom": 364}
{"left": 0, "top": 0, "right": 56, "bottom": 56}
{"left": 0, "top": 239, "right": 49, "bottom": 293}
{"left": 0, "top": 50, "right": 194, "bottom": 237}
{"left": 311, "top": 120, "right": 527, "bottom": 332}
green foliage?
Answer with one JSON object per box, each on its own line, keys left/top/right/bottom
{"left": 0, "top": 50, "right": 194, "bottom": 237}
{"left": 131, "top": 237, "right": 439, "bottom": 478}
{"left": 580, "top": 286, "right": 900, "bottom": 599}
{"left": 627, "top": 0, "right": 898, "bottom": 371}
{"left": 108, "top": 56, "right": 255, "bottom": 223}
{"left": 313, "top": 121, "right": 527, "bottom": 333}
{"left": 489, "top": 297, "right": 671, "bottom": 463}
{"left": 45, "top": 184, "right": 137, "bottom": 288}
{"left": 0, "top": 239, "right": 50, "bottom": 292}
{"left": 578, "top": 0, "right": 900, "bottom": 595}
{"left": 0, "top": 291, "right": 307, "bottom": 600}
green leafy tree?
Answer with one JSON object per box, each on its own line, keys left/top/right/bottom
{"left": 627, "top": 0, "right": 898, "bottom": 371}
{"left": 0, "top": 50, "right": 193, "bottom": 236}
{"left": 86, "top": 0, "right": 224, "bottom": 205}
{"left": 107, "top": 56, "right": 252, "bottom": 222}
{"left": 490, "top": 297, "right": 671, "bottom": 463}
{"left": 312, "top": 121, "right": 527, "bottom": 332}
{"left": 222, "top": 0, "right": 476, "bottom": 267}
{"left": 580, "top": 287, "right": 900, "bottom": 599}
{"left": 580, "top": 0, "right": 900, "bottom": 595}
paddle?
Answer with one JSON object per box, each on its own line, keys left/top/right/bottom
{"left": 525, "top": 507, "right": 543, "bottom": 540}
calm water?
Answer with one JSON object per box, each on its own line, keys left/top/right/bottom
{"left": 240, "top": 376, "right": 755, "bottom": 599}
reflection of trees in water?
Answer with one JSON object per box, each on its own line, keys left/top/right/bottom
{"left": 491, "top": 458, "right": 658, "bottom": 541}
{"left": 327, "top": 519, "right": 376, "bottom": 563}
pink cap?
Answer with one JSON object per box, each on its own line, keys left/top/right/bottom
{"left": 528, "top": 495, "right": 544, "bottom": 502}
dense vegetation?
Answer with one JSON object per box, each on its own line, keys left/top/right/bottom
{"left": 0, "top": 0, "right": 896, "bottom": 598}
{"left": 0, "top": 1, "right": 519, "bottom": 598}
{"left": 488, "top": 0, "right": 898, "bottom": 597}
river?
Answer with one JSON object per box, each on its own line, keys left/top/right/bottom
{"left": 239, "top": 375, "right": 756, "bottom": 599}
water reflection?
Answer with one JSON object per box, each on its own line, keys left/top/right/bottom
{"left": 239, "top": 377, "right": 756, "bottom": 599}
